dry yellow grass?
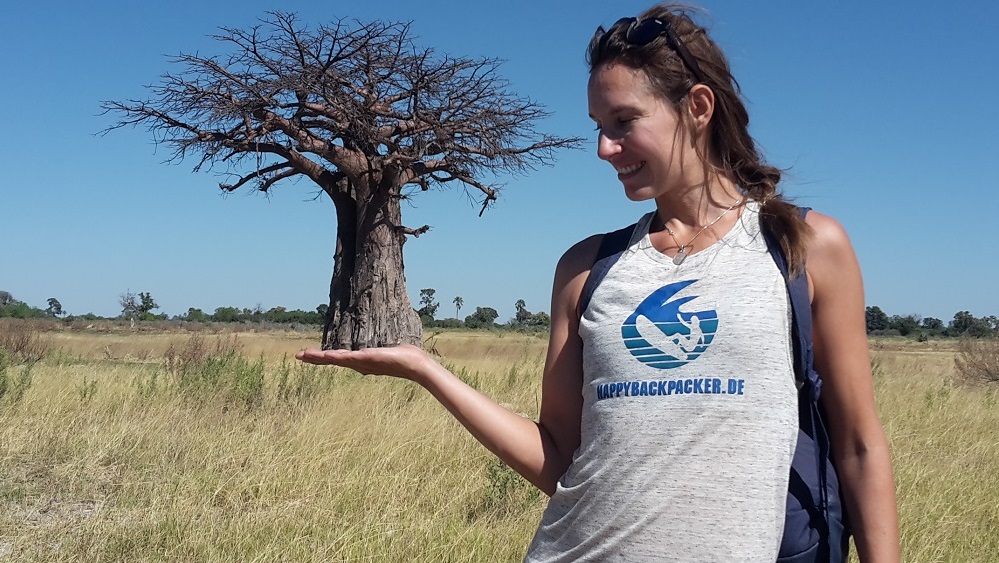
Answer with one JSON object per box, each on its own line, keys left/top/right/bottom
{"left": 1, "top": 327, "right": 547, "bottom": 562}
{"left": 1, "top": 327, "right": 996, "bottom": 562}
{"left": 868, "top": 340, "right": 999, "bottom": 562}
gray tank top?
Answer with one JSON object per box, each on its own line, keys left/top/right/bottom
{"left": 525, "top": 203, "right": 798, "bottom": 562}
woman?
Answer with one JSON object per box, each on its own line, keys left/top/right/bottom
{"left": 298, "top": 4, "right": 899, "bottom": 561}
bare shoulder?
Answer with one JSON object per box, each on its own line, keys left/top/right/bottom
{"left": 804, "top": 211, "right": 860, "bottom": 274}
{"left": 804, "top": 209, "right": 855, "bottom": 259}
{"left": 556, "top": 234, "right": 603, "bottom": 280}
{"left": 803, "top": 209, "right": 863, "bottom": 305}
{"left": 550, "top": 234, "right": 604, "bottom": 317}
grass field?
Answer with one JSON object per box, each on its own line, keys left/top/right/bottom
{"left": 1, "top": 321, "right": 996, "bottom": 562}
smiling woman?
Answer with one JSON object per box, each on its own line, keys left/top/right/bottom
{"left": 297, "top": 3, "right": 900, "bottom": 562}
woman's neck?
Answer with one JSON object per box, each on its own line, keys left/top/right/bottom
{"left": 653, "top": 174, "right": 744, "bottom": 228}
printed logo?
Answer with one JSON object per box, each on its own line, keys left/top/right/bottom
{"left": 621, "top": 279, "right": 718, "bottom": 369}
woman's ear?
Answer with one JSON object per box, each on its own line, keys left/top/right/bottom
{"left": 686, "top": 84, "right": 715, "bottom": 133}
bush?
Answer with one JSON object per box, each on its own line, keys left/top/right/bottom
{"left": 0, "top": 349, "right": 35, "bottom": 404}
{"left": 870, "top": 329, "right": 902, "bottom": 338}
{"left": 465, "top": 307, "right": 499, "bottom": 329}
{"left": 0, "top": 320, "right": 50, "bottom": 363}
{"left": 164, "top": 334, "right": 265, "bottom": 408}
{"left": 274, "top": 354, "right": 328, "bottom": 407}
{"left": 0, "top": 309, "right": 50, "bottom": 404}
{"left": 424, "top": 318, "right": 464, "bottom": 329}
{"left": 955, "top": 337, "right": 999, "bottom": 383}
{"left": 466, "top": 457, "right": 541, "bottom": 521}
{"left": 0, "top": 301, "right": 46, "bottom": 319}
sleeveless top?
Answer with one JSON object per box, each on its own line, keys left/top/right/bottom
{"left": 524, "top": 203, "right": 799, "bottom": 562}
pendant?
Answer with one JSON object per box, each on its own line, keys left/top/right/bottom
{"left": 673, "top": 250, "right": 687, "bottom": 265}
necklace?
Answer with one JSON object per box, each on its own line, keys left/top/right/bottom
{"left": 660, "top": 198, "right": 744, "bottom": 265}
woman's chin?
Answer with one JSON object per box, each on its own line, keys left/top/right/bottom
{"left": 622, "top": 184, "right": 658, "bottom": 202}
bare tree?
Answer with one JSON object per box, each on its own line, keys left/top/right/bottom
{"left": 119, "top": 290, "right": 159, "bottom": 323}
{"left": 102, "top": 12, "right": 581, "bottom": 349}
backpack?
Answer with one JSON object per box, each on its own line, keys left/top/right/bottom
{"left": 579, "top": 207, "right": 850, "bottom": 563}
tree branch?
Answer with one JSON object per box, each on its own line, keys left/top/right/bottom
{"left": 101, "top": 11, "right": 582, "bottom": 211}
{"left": 257, "top": 168, "right": 301, "bottom": 193}
{"left": 219, "top": 162, "right": 294, "bottom": 191}
{"left": 396, "top": 224, "right": 431, "bottom": 237}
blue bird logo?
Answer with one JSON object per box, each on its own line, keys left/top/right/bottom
{"left": 621, "top": 280, "right": 718, "bottom": 369}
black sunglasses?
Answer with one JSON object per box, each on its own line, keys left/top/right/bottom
{"left": 592, "top": 16, "right": 707, "bottom": 85}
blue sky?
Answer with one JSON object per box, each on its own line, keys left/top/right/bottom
{"left": 2, "top": 1, "right": 997, "bottom": 324}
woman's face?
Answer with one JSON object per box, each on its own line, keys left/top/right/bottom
{"left": 587, "top": 63, "right": 701, "bottom": 202}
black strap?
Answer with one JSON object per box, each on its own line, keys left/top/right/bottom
{"left": 595, "top": 223, "right": 636, "bottom": 263}
{"left": 760, "top": 207, "right": 813, "bottom": 391}
{"left": 578, "top": 223, "right": 637, "bottom": 315}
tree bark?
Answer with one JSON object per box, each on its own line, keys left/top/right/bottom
{"left": 322, "top": 186, "right": 422, "bottom": 350}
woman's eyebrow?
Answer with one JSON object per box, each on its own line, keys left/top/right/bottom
{"left": 589, "top": 105, "right": 639, "bottom": 121}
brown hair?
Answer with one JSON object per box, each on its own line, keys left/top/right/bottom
{"left": 587, "top": 3, "right": 811, "bottom": 276}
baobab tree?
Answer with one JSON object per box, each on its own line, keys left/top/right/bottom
{"left": 102, "top": 12, "right": 581, "bottom": 349}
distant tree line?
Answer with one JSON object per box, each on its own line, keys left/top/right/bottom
{"left": 865, "top": 306, "right": 998, "bottom": 339}
{"left": 2, "top": 288, "right": 995, "bottom": 339}
{"left": 0, "top": 291, "right": 63, "bottom": 319}
{"left": 176, "top": 305, "right": 329, "bottom": 325}
{"left": 414, "top": 289, "right": 551, "bottom": 332}
{"left": 0, "top": 289, "right": 327, "bottom": 326}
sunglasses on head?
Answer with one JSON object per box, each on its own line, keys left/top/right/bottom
{"left": 592, "top": 16, "right": 707, "bottom": 85}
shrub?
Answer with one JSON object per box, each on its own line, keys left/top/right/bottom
{"left": 274, "top": 354, "right": 327, "bottom": 406}
{"left": 466, "top": 457, "right": 541, "bottom": 521}
{"left": 869, "top": 329, "right": 902, "bottom": 338}
{"left": 424, "top": 318, "right": 464, "bottom": 329}
{"left": 0, "top": 350, "right": 35, "bottom": 404}
{"left": 465, "top": 307, "right": 499, "bottom": 329}
{"left": 955, "top": 337, "right": 999, "bottom": 383}
{"left": 0, "top": 301, "right": 46, "bottom": 319}
{"left": 0, "top": 320, "right": 50, "bottom": 363}
{"left": 164, "top": 334, "right": 265, "bottom": 408}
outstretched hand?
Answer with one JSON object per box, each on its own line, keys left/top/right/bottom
{"left": 295, "top": 344, "right": 432, "bottom": 382}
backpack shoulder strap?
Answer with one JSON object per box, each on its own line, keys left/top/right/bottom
{"left": 767, "top": 206, "right": 849, "bottom": 563}
{"left": 595, "top": 223, "right": 636, "bottom": 263}
{"left": 578, "top": 222, "right": 638, "bottom": 316}
{"left": 760, "top": 206, "right": 816, "bottom": 395}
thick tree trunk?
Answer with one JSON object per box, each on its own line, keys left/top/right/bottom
{"left": 321, "top": 188, "right": 422, "bottom": 350}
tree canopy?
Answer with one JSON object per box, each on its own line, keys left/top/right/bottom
{"left": 102, "top": 12, "right": 581, "bottom": 349}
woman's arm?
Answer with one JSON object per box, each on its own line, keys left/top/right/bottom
{"left": 805, "top": 211, "right": 901, "bottom": 563}
{"left": 296, "top": 236, "right": 600, "bottom": 495}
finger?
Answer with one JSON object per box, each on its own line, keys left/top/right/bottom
{"left": 296, "top": 349, "right": 349, "bottom": 364}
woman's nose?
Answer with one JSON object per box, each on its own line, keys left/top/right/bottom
{"left": 596, "top": 133, "right": 621, "bottom": 161}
